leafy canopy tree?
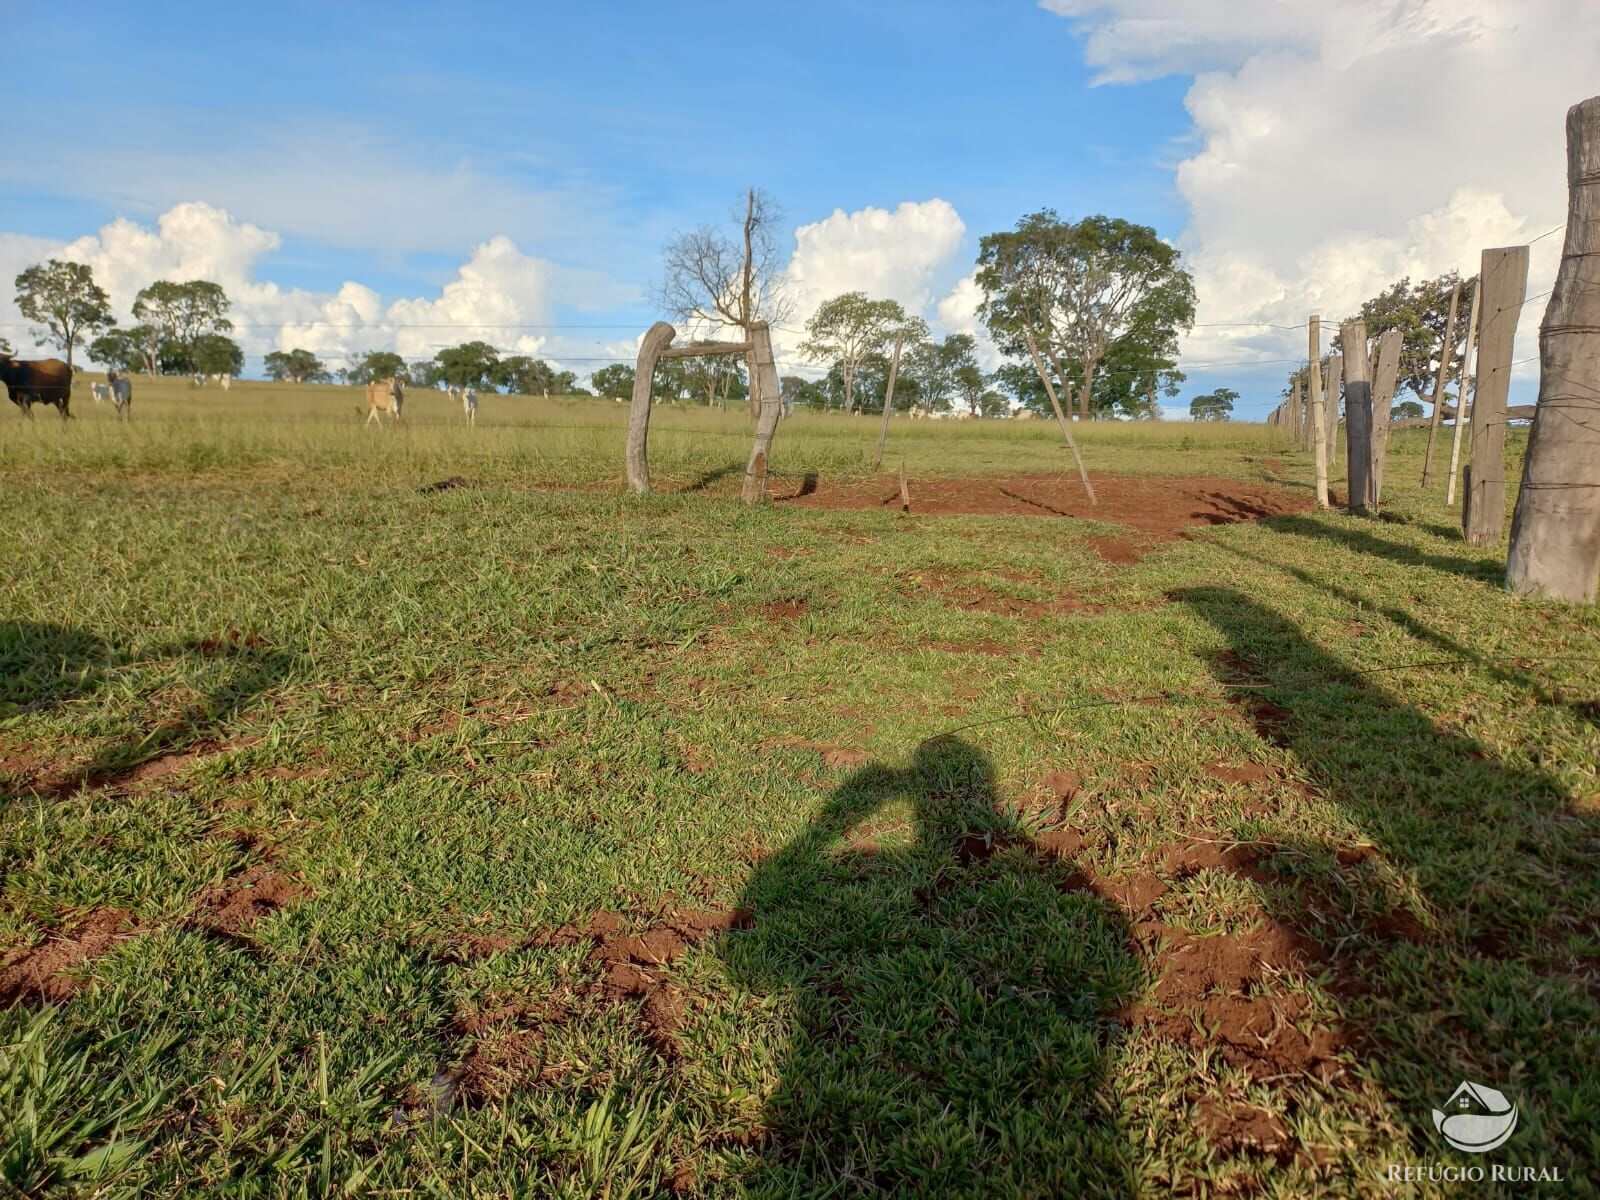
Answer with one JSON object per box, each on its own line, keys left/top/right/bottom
{"left": 495, "top": 355, "right": 576, "bottom": 396}
{"left": 433, "top": 341, "right": 500, "bottom": 389}
{"left": 798, "top": 292, "right": 927, "bottom": 414}
{"left": 976, "top": 210, "right": 1195, "bottom": 421}
{"left": 89, "top": 328, "right": 150, "bottom": 374}
{"left": 780, "top": 374, "right": 827, "bottom": 410}
{"left": 1392, "top": 399, "right": 1425, "bottom": 420}
{"left": 591, "top": 363, "right": 636, "bottom": 399}
{"left": 263, "top": 349, "right": 330, "bottom": 383}
{"left": 678, "top": 342, "right": 749, "bottom": 407}
{"left": 903, "top": 333, "right": 984, "bottom": 416}
{"left": 1189, "top": 387, "right": 1237, "bottom": 421}
{"left": 14, "top": 259, "right": 116, "bottom": 370}
{"left": 349, "top": 350, "right": 406, "bottom": 385}
{"left": 1345, "top": 272, "right": 1476, "bottom": 405}
{"left": 131, "top": 281, "right": 233, "bottom": 375}
{"left": 192, "top": 334, "right": 243, "bottom": 376}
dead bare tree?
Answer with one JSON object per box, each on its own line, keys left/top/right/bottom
{"left": 656, "top": 189, "right": 794, "bottom": 418}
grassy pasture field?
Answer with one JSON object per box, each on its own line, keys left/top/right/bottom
{"left": 1, "top": 378, "right": 1597, "bottom": 1197}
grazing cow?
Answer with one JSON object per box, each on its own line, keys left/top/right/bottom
{"left": 0, "top": 355, "right": 72, "bottom": 420}
{"left": 1013, "top": 408, "right": 1037, "bottom": 421}
{"left": 91, "top": 382, "right": 111, "bottom": 405}
{"left": 365, "top": 377, "right": 404, "bottom": 425}
{"left": 108, "top": 368, "right": 132, "bottom": 420}
{"left": 219, "top": 374, "right": 231, "bottom": 391}
{"left": 463, "top": 386, "right": 477, "bottom": 424}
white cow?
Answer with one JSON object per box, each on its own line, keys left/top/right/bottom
{"left": 215, "top": 373, "right": 232, "bottom": 391}
{"left": 463, "top": 386, "right": 477, "bottom": 424}
{"left": 365, "top": 377, "right": 404, "bottom": 425}
{"left": 91, "top": 382, "right": 111, "bottom": 405}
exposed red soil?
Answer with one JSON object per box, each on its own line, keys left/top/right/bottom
{"left": 1194, "top": 1096, "right": 1294, "bottom": 1159}
{"left": 912, "top": 570, "right": 1111, "bottom": 616}
{"left": 1085, "top": 535, "right": 1146, "bottom": 564}
{"left": 1204, "top": 761, "right": 1278, "bottom": 787}
{"left": 774, "top": 472, "right": 1310, "bottom": 537}
{"left": 190, "top": 865, "right": 307, "bottom": 942}
{"left": 28, "top": 734, "right": 264, "bottom": 798}
{"left": 0, "top": 908, "right": 136, "bottom": 1004}
{"left": 760, "top": 737, "right": 871, "bottom": 770}
{"left": 761, "top": 598, "right": 810, "bottom": 620}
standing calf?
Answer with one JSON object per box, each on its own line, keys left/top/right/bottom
{"left": 463, "top": 386, "right": 477, "bottom": 424}
{"left": 365, "top": 377, "right": 404, "bottom": 425}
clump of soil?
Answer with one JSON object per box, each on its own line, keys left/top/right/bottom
{"left": 420, "top": 476, "right": 473, "bottom": 493}
{"left": 0, "top": 908, "right": 136, "bottom": 1004}
{"left": 761, "top": 599, "right": 809, "bottom": 620}
{"left": 1203, "top": 761, "right": 1277, "bottom": 787}
{"left": 190, "top": 865, "right": 307, "bottom": 942}
{"left": 1085, "top": 535, "right": 1145, "bottom": 565}
{"left": 1194, "top": 1096, "right": 1294, "bottom": 1159}
{"left": 194, "top": 630, "right": 269, "bottom": 656}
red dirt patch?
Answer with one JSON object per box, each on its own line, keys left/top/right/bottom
{"left": 1194, "top": 1096, "right": 1294, "bottom": 1159}
{"left": 1085, "top": 535, "right": 1145, "bottom": 565}
{"left": 761, "top": 598, "right": 810, "bottom": 620}
{"left": 775, "top": 473, "right": 1310, "bottom": 538}
{"left": 0, "top": 908, "right": 136, "bottom": 1004}
{"left": 1204, "top": 761, "right": 1277, "bottom": 786}
{"left": 912, "top": 570, "right": 1109, "bottom": 617}
{"left": 191, "top": 865, "right": 307, "bottom": 942}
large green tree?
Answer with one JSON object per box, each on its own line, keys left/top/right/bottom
{"left": 976, "top": 211, "right": 1195, "bottom": 421}
{"left": 1346, "top": 272, "right": 1477, "bottom": 405}
{"left": 263, "top": 349, "right": 330, "bottom": 383}
{"left": 14, "top": 259, "right": 116, "bottom": 370}
{"left": 798, "top": 292, "right": 927, "bottom": 414}
{"left": 1189, "top": 387, "right": 1237, "bottom": 422}
{"left": 434, "top": 341, "right": 500, "bottom": 389}
{"left": 678, "top": 343, "right": 748, "bottom": 407}
{"left": 591, "top": 363, "right": 636, "bottom": 400}
{"left": 349, "top": 350, "right": 406, "bottom": 385}
{"left": 903, "top": 334, "right": 981, "bottom": 416}
{"left": 192, "top": 334, "right": 244, "bottom": 376}
{"left": 131, "top": 280, "right": 233, "bottom": 375}
{"left": 89, "top": 328, "right": 153, "bottom": 375}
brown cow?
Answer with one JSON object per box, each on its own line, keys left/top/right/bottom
{"left": 364, "top": 377, "right": 404, "bottom": 426}
{"left": 0, "top": 355, "right": 72, "bottom": 420}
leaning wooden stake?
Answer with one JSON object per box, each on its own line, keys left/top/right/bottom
{"left": 1463, "top": 245, "right": 1529, "bottom": 546}
{"left": 1419, "top": 280, "right": 1461, "bottom": 487}
{"left": 1446, "top": 283, "right": 1482, "bottom": 507}
{"left": 1342, "top": 321, "right": 1373, "bottom": 513}
{"left": 872, "top": 333, "right": 904, "bottom": 472}
{"left": 1507, "top": 95, "right": 1600, "bottom": 602}
{"left": 1308, "top": 318, "right": 1329, "bottom": 508}
{"left": 1368, "top": 329, "right": 1403, "bottom": 508}
{"left": 626, "top": 322, "right": 677, "bottom": 495}
{"left": 740, "top": 321, "right": 783, "bottom": 504}
{"left": 898, "top": 462, "right": 911, "bottom": 512}
{"left": 1023, "top": 330, "right": 1095, "bottom": 504}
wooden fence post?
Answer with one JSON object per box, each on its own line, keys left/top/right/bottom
{"left": 1419, "top": 280, "right": 1461, "bottom": 487}
{"left": 1342, "top": 321, "right": 1373, "bottom": 512}
{"left": 871, "top": 333, "right": 904, "bottom": 472}
{"left": 741, "top": 321, "right": 783, "bottom": 504}
{"left": 1023, "top": 330, "right": 1096, "bottom": 504}
{"left": 1289, "top": 372, "right": 1303, "bottom": 445}
{"left": 1463, "top": 245, "right": 1530, "bottom": 545}
{"left": 1324, "top": 354, "right": 1344, "bottom": 472}
{"left": 1445, "top": 283, "right": 1481, "bottom": 506}
{"left": 1369, "top": 329, "right": 1403, "bottom": 507}
{"left": 1507, "top": 94, "right": 1600, "bottom": 602}
{"left": 626, "top": 322, "right": 677, "bottom": 495}
{"left": 1308, "top": 318, "right": 1329, "bottom": 508}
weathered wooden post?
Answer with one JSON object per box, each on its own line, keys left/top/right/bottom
{"left": 871, "top": 332, "right": 904, "bottom": 472}
{"left": 1463, "top": 245, "right": 1529, "bottom": 545}
{"left": 1342, "top": 320, "right": 1373, "bottom": 512}
{"left": 1289, "top": 372, "right": 1303, "bottom": 445}
{"left": 1445, "top": 283, "right": 1481, "bottom": 506}
{"left": 1023, "top": 330, "right": 1096, "bottom": 504}
{"left": 741, "top": 321, "right": 783, "bottom": 504}
{"left": 1308, "top": 318, "right": 1329, "bottom": 508}
{"left": 1419, "top": 280, "right": 1461, "bottom": 486}
{"left": 627, "top": 322, "right": 677, "bottom": 495}
{"left": 1324, "top": 354, "right": 1344, "bottom": 472}
{"left": 1369, "top": 329, "right": 1402, "bottom": 507}
{"left": 1507, "top": 95, "right": 1600, "bottom": 602}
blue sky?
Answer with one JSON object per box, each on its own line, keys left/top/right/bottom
{"left": 2, "top": 1, "right": 1589, "bottom": 414}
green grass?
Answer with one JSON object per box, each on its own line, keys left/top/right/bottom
{"left": 1, "top": 379, "right": 1596, "bottom": 1197}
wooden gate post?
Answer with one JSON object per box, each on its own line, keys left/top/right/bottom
{"left": 1507, "top": 95, "right": 1600, "bottom": 602}
{"left": 1463, "top": 245, "right": 1530, "bottom": 545}
{"left": 741, "top": 321, "right": 783, "bottom": 504}
{"left": 1342, "top": 321, "right": 1373, "bottom": 512}
{"left": 627, "top": 322, "right": 677, "bottom": 495}
{"left": 1445, "top": 283, "right": 1481, "bottom": 507}
{"left": 872, "top": 333, "right": 904, "bottom": 472}
{"left": 1369, "top": 329, "right": 1403, "bottom": 507}
{"left": 1308, "top": 318, "right": 1329, "bottom": 508}
{"left": 1419, "top": 280, "right": 1461, "bottom": 487}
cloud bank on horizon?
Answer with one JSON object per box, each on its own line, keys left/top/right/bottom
{"left": 2, "top": 0, "right": 1595, "bottom": 405}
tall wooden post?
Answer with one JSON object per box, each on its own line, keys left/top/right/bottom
{"left": 626, "top": 322, "right": 676, "bottom": 495}
{"left": 1308, "top": 318, "right": 1329, "bottom": 508}
{"left": 872, "top": 333, "right": 904, "bottom": 472}
{"left": 1419, "top": 280, "right": 1461, "bottom": 487}
{"left": 1342, "top": 321, "right": 1373, "bottom": 513}
{"left": 1463, "top": 245, "right": 1529, "bottom": 545}
{"left": 1324, "top": 355, "right": 1343, "bottom": 472}
{"left": 1289, "top": 372, "right": 1303, "bottom": 445}
{"left": 1446, "top": 283, "right": 1481, "bottom": 507}
{"left": 1507, "top": 95, "right": 1600, "bottom": 602}
{"left": 1024, "top": 330, "right": 1095, "bottom": 504}
{"left": 741, "top": 321, "right": 783, "bottom": 504}
{"left": 1368, "top": 329, "right": 1403, "bottom": 507}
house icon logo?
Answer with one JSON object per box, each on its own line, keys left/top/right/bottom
{"left": 1432, "top": 1081, "right": 1518, "bottom": 1153}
